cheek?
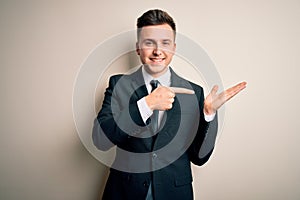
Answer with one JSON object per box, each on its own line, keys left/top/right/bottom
{"left": 140, "top": 49, "right": 153, "bottom": 57}
{"left": 164, "top": 52, "right": 174, "bottom": 59}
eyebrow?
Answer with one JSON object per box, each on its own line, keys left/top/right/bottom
{"left": 142, "top": 38, "right": 173, "bottom": 43}
{"left": 142, "top": 39, "right": 155, "bottom": 42}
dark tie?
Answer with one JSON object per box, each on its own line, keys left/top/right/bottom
{"left": 150, "top": 80, "right": 159, "bottom": 134}
{"left": 145, "top": 80, "right": 160, "bottom": 200}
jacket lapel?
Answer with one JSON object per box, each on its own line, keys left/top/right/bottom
{"left": 128, "top": 67, "right": 196, "bottom": 151}
{"left": 130, "top": 67, "right": 148, "bottom": 100}
{"left": 153, "top": 68, "right": 195, "bottom": 149}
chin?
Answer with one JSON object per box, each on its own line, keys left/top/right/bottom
{"left": 148, "top": 64, "right": 165, "bottom": 69}
{"left": 145, "top": 64, "right": 167, "bottom": 76}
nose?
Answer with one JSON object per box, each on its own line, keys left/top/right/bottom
{"left": 153, "top": 44, "right": 162, "bottom": 56}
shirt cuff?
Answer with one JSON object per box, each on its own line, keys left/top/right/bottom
{"left": 137, "top": 97, "right": 153, "bottom": 123}
{"left": 204, "top": 112, "right": 216, "bottom": 122}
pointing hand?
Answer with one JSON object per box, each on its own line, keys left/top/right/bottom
{"left": 145, "top": 86, "right": 194, "bottom": 111}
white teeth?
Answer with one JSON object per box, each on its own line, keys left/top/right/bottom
{"left": 151, "top": 58, "right": 164, "bottom": 62}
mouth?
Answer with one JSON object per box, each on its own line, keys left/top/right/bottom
{"left": 149, "top": 57, "right": 165, "bottom": 63}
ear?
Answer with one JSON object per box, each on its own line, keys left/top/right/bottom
{"left": 136, "top": 42, "right": 140, "bottom": 55}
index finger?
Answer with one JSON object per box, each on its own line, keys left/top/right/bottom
{"left": 169, "top": 87, "right": 195, "bottom": 94}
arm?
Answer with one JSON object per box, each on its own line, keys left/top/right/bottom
{"left": 188, "top": 86, "right": 218, "bottom": 166}
{"left": 92, "top": 75, "right": 146, "bottom": 151}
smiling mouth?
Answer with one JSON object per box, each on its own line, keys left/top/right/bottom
{"left": 150, "top": 58, "right": 165, "bottom": 62}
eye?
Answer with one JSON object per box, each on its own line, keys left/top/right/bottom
{"left": 144, "top": 40, "right": 154, "bottom": 46}
{"left": 162, "top": 41, "right": 171, "bottom": 46}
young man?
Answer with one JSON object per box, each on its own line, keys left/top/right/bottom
{"left": 93, "top": 9, "right": 246, "bottom": 200}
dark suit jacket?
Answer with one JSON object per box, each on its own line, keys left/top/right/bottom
{"left": 93, "top": 67, "right": 218, "bottom": 200}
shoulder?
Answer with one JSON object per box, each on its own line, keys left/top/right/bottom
{"left": 109, "top": 68, "right": 141, "bottom": 83}
{"left": 109, "top": 74, "right": 123, "bottom": 82}
{"left": 108, "top": 73, "right": 133, "bottom": 85}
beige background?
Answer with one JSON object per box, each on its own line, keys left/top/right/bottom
{"left": 1, "top": 0, "right": 299, "bottom": 199}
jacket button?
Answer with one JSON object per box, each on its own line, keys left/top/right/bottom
{"left": 152, "top": 153, "right": 157, "bottom": 159}
{"left": 143, "top": 181, "right": 149, "bottom": 187}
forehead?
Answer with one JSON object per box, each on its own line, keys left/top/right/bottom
{"left": 139, "top": 24, "right": 175, "bottom": 40}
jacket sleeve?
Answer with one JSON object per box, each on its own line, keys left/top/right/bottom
{"left": 188, "top": 85, "right": 219, "bottom": 166}
{"left": 92, "top": 75, "right": 146, "bottom": 151}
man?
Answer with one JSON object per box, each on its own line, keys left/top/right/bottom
{"left": 93, "top": 9, "right": 246, "bottom": 200}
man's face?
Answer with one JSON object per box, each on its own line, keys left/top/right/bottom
{"left": 136, "top": 24, "right": 176, "bottom": 78}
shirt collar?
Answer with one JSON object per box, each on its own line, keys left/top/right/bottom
{"left": 142, "top": 66, "right": 171, "bottom": 87}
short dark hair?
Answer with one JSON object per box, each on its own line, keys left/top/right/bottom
{"left": 137, "top": 9, "right": 176, "bottom": 40}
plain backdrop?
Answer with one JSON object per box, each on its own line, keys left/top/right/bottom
{"left": 1, "top": 0, "right": 299, "bottom": 199}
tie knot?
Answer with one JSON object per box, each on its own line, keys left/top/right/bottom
{"left": 150, "top": 80, "right": 159, "bottom": 92}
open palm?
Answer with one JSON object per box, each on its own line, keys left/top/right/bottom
{"left": 204, "top": 82, "right": 247, "bottom": 115}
